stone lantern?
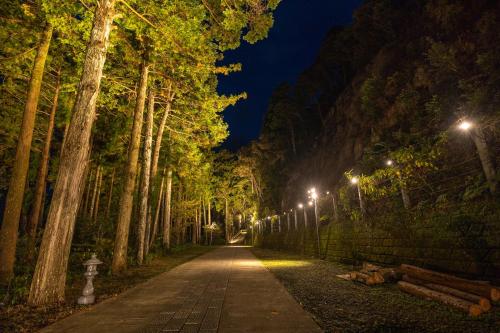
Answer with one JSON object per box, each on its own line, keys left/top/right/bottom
{"left": 78, "top": 253, "right": 103, "bottom": 305}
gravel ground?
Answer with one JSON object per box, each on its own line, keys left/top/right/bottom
{"left": 252, "top": 248, "right": 500, "bottom": 333}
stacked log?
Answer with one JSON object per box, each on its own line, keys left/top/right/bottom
{"left": 335, "top": 262, "right": 400, "bottom": 285}
{"left": 398, "top": 281, "right": 483, "bottom": 317}
{"left": 398, "top": 264, "right": 500, "bottom": 316}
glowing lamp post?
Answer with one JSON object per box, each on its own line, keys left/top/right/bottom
{"left": 351, "top": 177, "right": 366, "bottom": 216}
{"left": 310, "top": 188, "right": 321, "bottom": 257}
{"left": 458, "top": 119, "right": 497, "bottom": 193}
{"left": 78, "top": 254, "right": 103, "bottom": 305}
{"left": 386, "top": 159, "right": 411, "bottom": 209}
{"left": 326, "top": 190, "right": 339, "bottom": 222}
{"left": 298, "top": 203, "right": 307, "bottom": 228}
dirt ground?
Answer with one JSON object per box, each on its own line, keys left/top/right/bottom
{"left": 0, "top": 245, "right": 215, "bottom": 333}
{"left": 252, "top": 248, "right": 500, "bottom": 333}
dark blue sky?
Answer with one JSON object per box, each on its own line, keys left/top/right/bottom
{"left": 218, "top": 0, "right": 364, "bottom": 150}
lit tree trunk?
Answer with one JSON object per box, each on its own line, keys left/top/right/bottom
{"left": 400, "top": 185, "right": 411, "bottom": 210}
{"left": 26, "top": 67, "right": 61, "bottom": 262}
{"left": 202, "top": 199, "right": 207, "bottom": 244}
{"left": 331, "top": 193, "right": 339, "bottom": 221}
{"left": 93, "top": 167, "right": 103, "bottom": 223}
{"left": 198, "top": 202, "right": 202, "bottom": 242}
{"left": 89, "top": 165, "right": 101, "bottom": 220}
{"left": 225, "top": 197, "right": 229, "bottom": 243}
{"left": 137, "top": 91, "right": 154, "bottom": 265}
{"left": 112, "top": 60, "right": 149, "bottom": 273}
{"left": 60, "top": 121, "right": 69, "bottom": 159}
{"left": 149, "top": 173, "right": 164, "bottom": 247}
{"left": 151, "top": 96, "right": 172, "bottom": 180}
{"left": 208, "top": 200, "right": 212, "bottom": 245}
{"left": 162, "top": 167, "right": 173, "bottom": 250}
{"left": 28, "top": 0, "right": 115, "bottom": 305}
{"left": 81, "top": 166, "right": 94, "bottom": 218}
{"left": 105, "top": 168, "right": 115, "bottom": 219}
{"left": 192, "top": 210, "right": 197, "bottom": 244}
{"left": 0, "top": 23, "right": 53, "bottom": 284}
{"left": 471, "top": 128, "right": 497, "bottom": 194}
{"left": 294, "top": 209, "right": 298, "bottom": 229}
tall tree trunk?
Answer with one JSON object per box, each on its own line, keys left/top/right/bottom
{"left": 151, "top": 97, "right": 172, "bottom": 180}
{"left": 150, "top": 173, "right": 165, "bottom": 247}
{"left": 112, "top": 60, "right": 149, "bottom": 273}
{"left": 105, "top": 168, "right": 115, "bottom": 219}
{"left": 82, "top": 166, "right": 95, "bottom": 218}
{"left": 28, "top": 1, "right": 115, "bottom": 305}
{"left": 162, "top": 168, "right": 173, "bottom": 250}
{"left": 208, "top": 200, "right": 212, "bottom": 245}
{"left": 89, "top": 165, "right": 101, "bottom": 220}
{"left": 26, "top": 67, "right": 61, "bottom": 262}
{"left": 331, "top": 193, "right": 339, "bottom": 221}
{"left": 192, "top": 210, "right": 197, "bottom": 245}
{"left": 60, "top": 121, "right": 69, "bottom": 159}
{"left": 137, "top": 91, "right": 154, "bottom": 265}
{"left": 93, "top": 167, "right": 103, "bottom": 223}
{"left": 0, "top": 23, "right": 53, "bottom": 284}
{"left": 471, "top": 128, "right": 497, "bottom": 194}
{"left": 225, "top": 198, "right": 229, "bottom": 243}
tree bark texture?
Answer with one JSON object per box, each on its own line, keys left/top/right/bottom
{"left": 28, "top": 1, "right": 115, "bottom": 305}
{"left": 112, "top": 60, "right": 149, "bottom": 273}
{"left": 0, "top": 23, "right": 53, "bottom": 284}
{"left": 150, "top": 173, "right": 165, "bottom": 247}
{"left": 105, "top": 168, "right": 115, "bottom": 219}
{"left": 137, "top": 91, "right": 154, "bottom": 265}
{"left": 162, "top": 168, "right": 173, "bottom": 250}
{"left": 26, "top": 67, "right": 61, "bottom": 262}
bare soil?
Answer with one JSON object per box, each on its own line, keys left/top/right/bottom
{"left": 252, "top": 248, "right": 500, "bottom": 333}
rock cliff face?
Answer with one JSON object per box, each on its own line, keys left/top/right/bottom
{"left": 273, "top": 0, "right": 500, "bottom": 206}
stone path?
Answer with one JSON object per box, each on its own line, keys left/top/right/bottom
{"left": 41, "top": 246, "right": 321, "bottom": 333}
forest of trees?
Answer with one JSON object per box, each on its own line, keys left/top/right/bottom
{"left": 241, "top": 0, "right": 500, "bottom": 224}
{"left": 0, "top": 0, "right": 278, "bottom": 306}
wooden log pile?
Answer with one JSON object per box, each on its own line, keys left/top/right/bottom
{"left": 336, "top": 262, "right": 401, "bottom": 286}
{"left": 398, "top": 264, "right": 500, "bottom": 317}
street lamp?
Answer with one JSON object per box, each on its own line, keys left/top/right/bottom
{"left": 458, "top": 120, "right": 473, "bottom": 131}
{"left": 298, "top": 203, "right": 307, "bottom": 228}
{"left": 309, "top": 188, "right": 321, "bottom": 257}
{"left": 327, "top": 190, "right": 339, "bottom": 222}
{"left": 386, "top": 159, "right": 411, "bottom": 209}
{"left": 350, "top": 176, "right": 365, "bottom": 216}
{"left": 457, "top": 119, "right": 496, "bottom": 193}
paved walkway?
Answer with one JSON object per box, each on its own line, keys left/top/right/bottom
{"left": 42, "top": 246, "right": 321, "bottom": 333}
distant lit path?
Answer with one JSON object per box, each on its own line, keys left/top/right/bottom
{"left": 42, "top": 246, "right": 321, "bottom": 333}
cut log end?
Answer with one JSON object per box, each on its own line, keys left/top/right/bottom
{"left": 491, "top": 288, "right": 500, "bottom": 302}
{"left": 469, "top": 304, "right": 483, "bottom": 317}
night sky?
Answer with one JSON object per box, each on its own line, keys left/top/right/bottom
{"left": 218, "top": 0, "right": 364, "bottom": 150}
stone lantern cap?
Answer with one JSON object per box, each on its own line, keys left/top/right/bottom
{"left": 83, "top": 254, "right": 103, "bottom": 267}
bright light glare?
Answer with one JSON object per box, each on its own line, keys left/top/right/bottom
{"left": 386, "top": 160, "right": 394, "bottom": 166}
{"left": 326, "top": 191, "right": 330, "bottom": 195}
{"left": 310, "top": 187, "right": 316, "bottom": 193}
{"left": 351, "top": 177, "right": 359, "bottom": 184}
{"left": 308, "top": 201, "right": 313, "bottom": 206}
{"left": 311, "top": 192, "right": 318, "bottom": 199}
{"left": 458, "top": 120, "right": 473, "bottom": 131}
{"left": 298, "top": 203, "right": 303, "bottom": 209}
